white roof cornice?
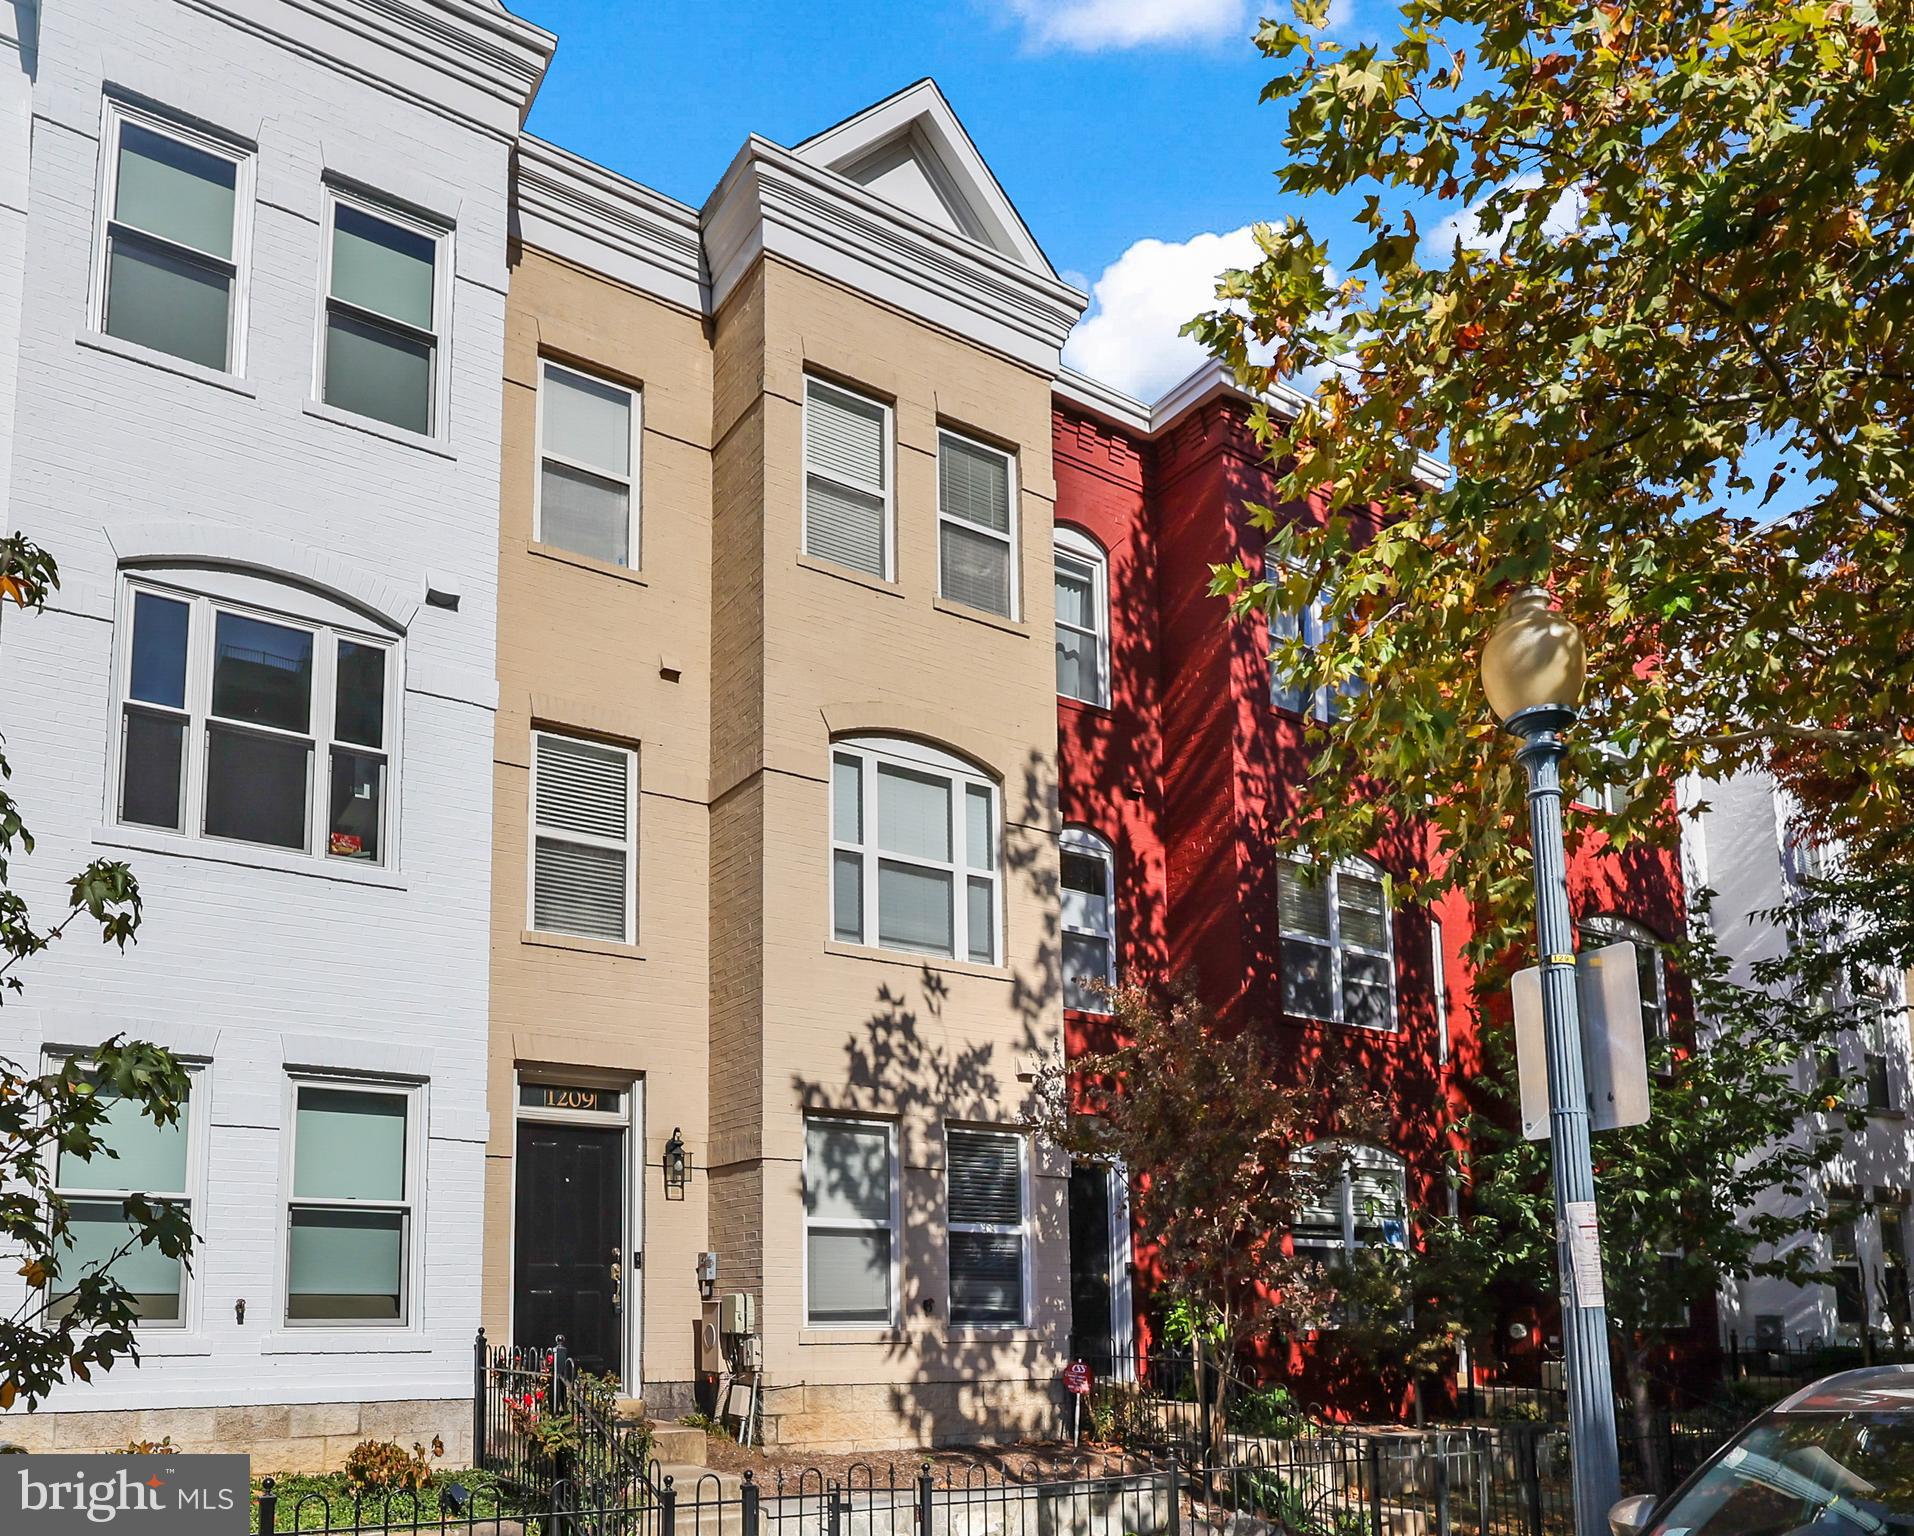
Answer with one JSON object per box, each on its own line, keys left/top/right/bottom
{"left": 703, "top": 135, "right": 1086, "bottom": 374}
{"left": 186, "top": 0, "right": 555, "bottom": 139}
{"left": 514, "top": 136, "right": 705, "bottom": 313}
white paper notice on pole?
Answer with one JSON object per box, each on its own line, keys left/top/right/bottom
{"left": 1563, "top": 1200, "right": 1605, "bottom": 1310}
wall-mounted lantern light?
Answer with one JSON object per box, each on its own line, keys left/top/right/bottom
{"left": 664, "top": 1127, "right": 690, "bottom": 1198}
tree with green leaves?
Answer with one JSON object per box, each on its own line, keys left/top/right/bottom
{"left": 0, "top": 531, "right": 190, "bottom": 1412}
{"left": 1186, "top": 0, "right": 1914, "bottom": 930}
{"left": 1429, "top": 901, "right": 1865, "bottom": 1486}
{"left": 1035, "top": 977, "right": 1388, "bottom": 1451}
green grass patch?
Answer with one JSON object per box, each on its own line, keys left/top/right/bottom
{"left": 250, "top": 1468, "right": 528, "bottom": 1532}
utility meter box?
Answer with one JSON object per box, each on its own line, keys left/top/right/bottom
{"left": 696, "top": 1304, "right": 725, "bottom": 1373}
{"left": 720, "top": 1291, "right": 756, "bottom": 1336}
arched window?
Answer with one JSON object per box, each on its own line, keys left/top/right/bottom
{"left": 1054, "top": 527, "right": 1109, "bottom": 707}
{"left": 1060, "top": 827, "right": 1116, "bottom": 1013}
{"left": 1293, "top": 1143, "right": 1409, "bottom": 1253}
{"left": 112, "top": 568, "right": 399, "bottom": 867}
{"left": 1277, "top": 855, "right": 1397, "bottom": 1030}
{"left": 830, "top": 736, "right": 1000, "bottom": 964}
{"left": 1578, "top": 913, "right": 1668, "bottom": 1042}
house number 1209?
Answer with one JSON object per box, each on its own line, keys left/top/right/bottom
{"left": 545, "top": 1088, "right": 599, "bottom": 1110}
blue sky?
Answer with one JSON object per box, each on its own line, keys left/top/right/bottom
{"left": 516, "top": 0, "right": 1389, "bottom": 402}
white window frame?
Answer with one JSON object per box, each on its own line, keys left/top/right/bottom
{"left": 1578, "top": 913, "right": 1669, "bottom": 1043}
{"left": 90, "top": 98, "right": 255, "bottom": 376}
{"left": 1266, "top": 552, "right": 1348, "bottom": 722}
{"left": 1277, "top": 855, "right": 1399, "bottom": 1031}
{"left": 45, "top": 1055, "right": 207, "bottom": 1332}
{"left": 313, "top": 184, "right": 450, "bottom": 437}
{"left": 945, "top": 1125, "right": 1031, "bottom": 1330}
{"left": 110, "top": 574, "right": 401, "bottom": 868}
{"left": 280, "top": 1074, "right": 422, "bottom": 1330}
{"left": 1061, "top": 826, "right": 1117, "bottom": 1014}
{"left": 1292, "top": 1143, "right": 1409, "bottom": 1254}
{"left": 534, "top": 358, "right": 641, "bottom": 567}
{"left": 526, "top": 729, "right": 639, "bottom": 946}
{"left": 830, "top": 736, "right": 1001, "bottom": 965}
{"left": 1431, "top": 915, "right": 1450, "bottom": 1067}
{"left": 937, "top": 427, "right": 1021, "bottom": 620}
{"left": 1573, "top": 741, "right": 1634, "bottom": 815}
{"left": 802, "top": 1115, "right": 900, "bottom": 1330}
{"left": 802, "top": 376, "right": 894, "bottom": 581}
{"left": 1053, "top": 527, "right": 1109, "bottom": 707}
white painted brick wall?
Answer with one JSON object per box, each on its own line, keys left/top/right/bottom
{"left": 0, "top": 0, "right": 533, "bottom": 1419}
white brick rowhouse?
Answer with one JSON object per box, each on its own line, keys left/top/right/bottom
{"left": 0, "top": 0, "right": 551, "bottom": 1460}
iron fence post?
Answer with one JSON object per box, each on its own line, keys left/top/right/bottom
{"left": 918, "top": 1461, "right": 935, "bottom": 1536}
{"left": 472, "top": 1327, "right": 487, "bottom": 1468}
{"left": 662, "top": 1474, "right": 678, "bottom": 1536}
{"left": 743, "top": 1471, "right": 761, "bottom": 1536}
{"left": 1474, "top": 1427, "right": 1490, "bottom": 1536}
{"left": 1167, "top": 1458, "right": 1182, "bottom": 1536}
{"left": 1367, "top": 1438, "right": 1384, "bottom": 1536}
{"left": 1433, "top": 1432, "right": 1451, "bottom": 1536}
{"left": 256, "top": 1477, "right": 277, "bottom": 1534}
{"left": 828, "top": 1480, "right": 845, "bottom": 1536}
{"left": 551, "top": 1334, "right": 570, "bottom": 1415}
{"left": 1522, "top": 1427, "right": 1545, "bottom": 1536}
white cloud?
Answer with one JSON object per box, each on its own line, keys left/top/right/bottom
{"left": 1422, "top": 173, "right": 1587, "bottom": 261}
{"left": 1063, "top": 225, "right": 1265, "bottom": 401}
{"left": 996, "top": 0, "right": 1250, "bottom": 51}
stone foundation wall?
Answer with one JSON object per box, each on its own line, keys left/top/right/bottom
{"left": 0, "top": 1398, "right": 470, "bottom": 1473}
{"left": 759, "top": 1378, "right": 1068, "bottom": 1452}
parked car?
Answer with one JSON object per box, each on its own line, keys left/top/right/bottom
{"left": 1610, "top": 1366, "right": 1914, "bottom": 1534}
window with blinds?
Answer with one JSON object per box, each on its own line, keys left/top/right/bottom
{"left": 539, "top": 361, "right": 639, "bottom": 567}
{"left": 1292, "top": 1143, "right": 1408, "bottom": 1253}
{"left": 947, "top": 1128, "right": 1026, "bottom": 1326}
{"left": 1055, "top": 529, "right": 1109, "bottom": 705}
{"left": 804, "top": 1118, "right": 896, "bottom": 1326}
{"left": 529, "top": 731, "right": 636, "bottom": 944}
{"left": 938, "top": 430, "right": 1016, "bottom": 617}
{"left": 1277, "top": 857, "right": 1397, "bottom": 1030}
{"left": 804, "top": 379, "right": 891, "bottom": 577}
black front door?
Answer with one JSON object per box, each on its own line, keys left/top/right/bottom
{"left": 514, "top": 1122, "right": 624, "bottom": 1377}
{"left": 1068, "top": 1163, "right": 1116, "bottom": 1372}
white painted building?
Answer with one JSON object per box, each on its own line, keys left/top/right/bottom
{"left": 1687, "top": 769, "right": 1914, "bottom": 1350}
{"left": 0, "top": 0, "right": 551, "bottom": 1456}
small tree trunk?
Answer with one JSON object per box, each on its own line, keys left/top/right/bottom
{"left": 1623, "top": 1342, "right": 1668, "bottom": 1497}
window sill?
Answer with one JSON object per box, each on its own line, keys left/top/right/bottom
{"left": 120, "top": 1332, "right": 215, "bottom": 1357}
{"left": 75, "top": 330, "right": 259, "bottom": 398}
{"left": 932, "top": 598, "right": 1028, "bottom": 638}
{"left": 823, "top": 941, "right": 1012, "bottom": 983}
{"left": 946, "top": 1324, "right": 1042, "bottom": 1340}
{"left": 1285, "top": 1010, "right": 1402, "bottom": 1037}
{"left": 304, "top": 397, "right": 456, "bottom": 460}
{"left": 799, "top": 1327, "right": 907, "bottom": 1346}
{"left": 520, "top": 928, "right": 646, "bottom": 961}
{"left": 525, "top": 541, "right": 649, "bottom": 586}
{"left": 260, "top": 1331, "right": 431, "bottom": 1355}
{"left": 92, "top": 824, "right": 407, "bottom": 889}
{"left": 796, "top": 555, "right": 904, "bottom": 598}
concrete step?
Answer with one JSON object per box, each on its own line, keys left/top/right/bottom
{"left": 653, "top": 1462, "right": 741, "bottom": 1497}
{"left": 650, "top": 1422, "right": 711, "bottom": 1467}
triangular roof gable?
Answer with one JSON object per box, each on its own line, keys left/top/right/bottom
{"left": 792, "top": 80, "right": 1054, "bottom": 278}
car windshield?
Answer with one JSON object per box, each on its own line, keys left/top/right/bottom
{"left": 1651, "top": 1413, "right": 1914, "bottom": 1534}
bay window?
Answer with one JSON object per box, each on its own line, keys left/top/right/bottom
{"left": 830, "top": 737, "right": 1000, "bottom": 964}
{"left": 938, "top": 429, "right": 1017, "bottom": 618}
{"left": 94, "top": 102, "right": 250, "bottom": 373}
{"left": 947, "top": 1127, "right": 1027, "bottom": 1326}
{"left": 285, "top": 1081, "right": 415, "bottom": 1325}
{"left": 804, "top": 1117, "right": 896, "bottom": 1327}
{"left": 115, "top": 579, "right": 396, "bottom": 866}
{"left": 320, "top": 190, "right": 443, "bottom": 435}
{"left": 1278, "top": 856, "right": 1397, "bottom": 1029}
{"left": 803, "top": 378, "right": 891, "bottom": 578}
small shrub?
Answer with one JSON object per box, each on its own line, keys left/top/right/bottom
{"left": 343, "top": 1439, "right": 433, "bottom": 1493}
{"left": 1488, "top": 1396, "right": 1554, "bottom": 1423}
{"left": 123, "top": 1437, "right": 177, "bottom": 1455}
{"left": 1232, "top": 1383, "right": 1309, "bottom": 1439}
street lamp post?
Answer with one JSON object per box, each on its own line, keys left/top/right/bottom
{"left": 1481, "top": 588, "right": 1622, "bottom": 1535}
